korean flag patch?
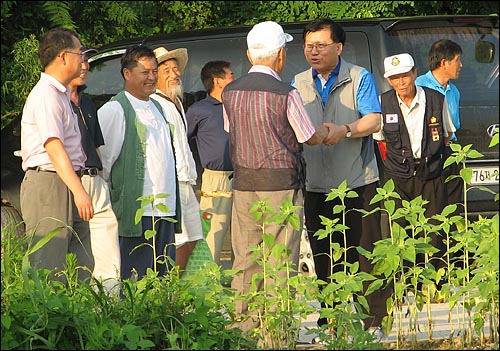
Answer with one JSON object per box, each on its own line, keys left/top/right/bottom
{"left": 386, "top": 114, "right": 398, "bottom": 123}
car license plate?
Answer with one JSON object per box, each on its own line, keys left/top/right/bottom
{"left": 470, "top": 166, "right": 499, "bottom": 185}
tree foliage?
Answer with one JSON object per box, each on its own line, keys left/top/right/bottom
{"left": 1, "top": 35, "right": 42, "bottom": 129}
{"left": 41, "top": 1, "right": 75, "bottom": 30}
{"left": 1, "top": 0, "right": 498, "bottom": 127}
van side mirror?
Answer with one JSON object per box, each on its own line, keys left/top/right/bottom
{"left": 476, "top": 40, "right": 495, "bottom": 63}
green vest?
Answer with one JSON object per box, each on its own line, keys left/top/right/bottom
{"left": 109, "top": 91, "right": 181, "bottom": 237}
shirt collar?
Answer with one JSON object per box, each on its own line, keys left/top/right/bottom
{"left": 424, "top": 70, "right": 449, "bottom": 93}
{"left": 41, "top": 72, "right": 68, "bottom": 94}
{"left": 396, "top": 85, "right": 426, "bottom": 109}
{"left": 125, "top": 91, "right": 152, "bottom": 107}
{"left": 311, "top": 57, "right": 342, "bottom": 80}
{"left": 249, "top": 64, "right": 281, "bottom": 81}
{"left": 154, "top": 89, "right": 174, "bottom": 103}
{"left": 205, "top": 94, "right": 221, "bottom": 105}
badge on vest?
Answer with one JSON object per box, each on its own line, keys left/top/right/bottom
{"left": 429, "top": 116, "right": 439, "bottom": 127}
{"left": 431, "top": 127, "right": 440, "bottom": 141}
{"left": 386, "top": 114, "right": 398, "bottom": 123}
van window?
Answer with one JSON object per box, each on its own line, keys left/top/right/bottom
{"left": 388, "top": 27, "right": 499, "bottom": 105}
{"left": 177, "top": 31, "right": 370, "bottom": 89}
{"left": 388, "top": 25, "right": 499, "bottom": 157}
{"left": 86, "top": 54, "right": 124, "bottom": 108}
{"left": 86, "top": 31, "right": 372, "bottom": 108}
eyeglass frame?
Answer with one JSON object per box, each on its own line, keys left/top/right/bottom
{"left": 62, "top": 49, "right": 86, "bottom": 60}
{"left": 304, "top": 42, "right": 337, "bottom": 52}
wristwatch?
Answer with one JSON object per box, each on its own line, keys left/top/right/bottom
{"left": 344, "top": 124, "right": 352, "bottom": 138}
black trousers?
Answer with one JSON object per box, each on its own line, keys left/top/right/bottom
{"left": 392, "top": 173, "right": 448, "bottom": 272}
{"left": 304, "top": 182, "right": 391, "bottom": 328}
{"left": 119, "top": 217, "right": 176, "bottom": 281}
{"left": 442, "top": 150, "right": 467, "bottom": 267}
{"left": 442, "top": 152, "right": 464, "bottom": 215}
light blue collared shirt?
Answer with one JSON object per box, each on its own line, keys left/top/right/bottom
{"left": 416, "top": 70, "right": 460, "bottom": 141}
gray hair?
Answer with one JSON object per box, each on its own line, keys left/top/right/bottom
{"left": 248, "top": 47, "right": 282, "bottom": 64}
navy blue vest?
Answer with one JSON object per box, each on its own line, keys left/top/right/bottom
{"left": 380, "top": 87, "right": 446, "bottom": 180}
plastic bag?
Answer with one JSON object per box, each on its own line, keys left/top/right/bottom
{"left": 183, "top": 211, "right": 214, "bottom": 277}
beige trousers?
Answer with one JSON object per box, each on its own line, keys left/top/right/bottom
{"left": 199, "top": 169, "right": 233, "bottom": 265}
{"left": 230, "top": 188, "right": 303, "bottom": 333}
{"left": 81, "top": 174, "right": 120, "bottom": 293}
{"left": 175, "top": 181, "right": 204, "bottom": 247}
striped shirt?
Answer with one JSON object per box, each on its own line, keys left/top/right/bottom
{"left": 223, "top": 65, "right": 315, "bottom": 144}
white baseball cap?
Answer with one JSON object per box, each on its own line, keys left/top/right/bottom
{"left": 383, "top": 53, "right": 415, "bottom": 78}
{"left": 247, "top": 21, "right": 293, "bottom": 53}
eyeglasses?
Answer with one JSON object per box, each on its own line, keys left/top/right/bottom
{"left": 62, "top": 51, "right": 85, "bottom": 59}
{"left": 304, "top": 42, "right": 336, "bottom": 52}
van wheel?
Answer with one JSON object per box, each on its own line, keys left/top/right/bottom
{"left": 1, "top": 203, "right": 25, "bottom": 246}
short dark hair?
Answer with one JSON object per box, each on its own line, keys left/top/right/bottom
{"left": 120, "top": 45, "right": 157, "bottom": 79}
{"left": 303, "top": 18, "right": 346, "bottom": 45}
{"left": 200, "top": 60, "right": 231, "bottom": 93}
{"left": 38, "top": 27, "right": 80, "bottom": 68}
{"left": 427, "top": 39, "right": 463, "bottom": 71}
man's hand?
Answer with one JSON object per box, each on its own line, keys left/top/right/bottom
{"left": 74, "top": 188, "right": 94, "bottom": 221}
{"left": 306, "top": 125, "right": 329, "bottom": 145}
{"left": 322, "top": 123, "right": 346, "bottom": 146}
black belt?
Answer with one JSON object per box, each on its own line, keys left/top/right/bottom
{"left": 79, "top": 167, "right": 99, "bottom": 177}
{"left": 28, "top": 166, "right": 99, "bottom": 177}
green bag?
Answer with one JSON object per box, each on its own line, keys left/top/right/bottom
{"left": 183, "top": 211, "right": 214, "bottom": 277}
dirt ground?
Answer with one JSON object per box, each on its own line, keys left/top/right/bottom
{"left": 296, "top": 337, "right": 498, "bottom": 350}
{"left": 382, "top": 337, "right": 498, "bottom": 350}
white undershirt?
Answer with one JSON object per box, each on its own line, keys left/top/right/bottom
{"left": 151, "top": 92, "right": 197, "bottom": 184}
{"left": 98, "top": 92, "right": 176, "bottom": 216}
{"left": 374, "top": 86, "right": 455, "bottom": 159}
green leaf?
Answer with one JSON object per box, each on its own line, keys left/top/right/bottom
{"left": 440, "top": 204, "right": 457, "bottom": 217}
{"left": 370, "top": 193, "right": 385, "bottom": 204}
{"left": 475, "top": 185, "right": 498, "bottom": 195}
{"left": 155, "top": 203, "right": 171, "bottom": 213}
{"left": 144, "top": 229, "right": 156, "bottom": 240}
{"left": 26, "top": 225, "right": 62, "bottom": 255}
{"left": 384, "top": 178, "right": 395, "bottom": 191}
{"left": 333, "top": 204, "right": 345, "bottom": 214}
{"left": 488, "top": 130, "right": 499, "bottom": 147}
{"left": 135, "top": 208, "right": 144, "bottom": 224}
{"left": 384, "top": 199, "right": 395, "bottom": 214}
{"left": 460, "top": 167, "right": 473, "bottom": 183}
{"left": 467, "top": 149, "right": 484, "bottom": 159}
{"left": 288, "top": 215, "right": 301, "bottom": 231}
{"left": 443, "top": 156, "right": 456, "bottom": 168}
{"left": 42, "top": 1, "right": 76, "bottom": 29}
{"left": 1, "top": 314, "right": 12, "bottom": 329}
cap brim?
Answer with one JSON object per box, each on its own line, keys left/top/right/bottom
{"left": 384, "top": 67, "right": 413, "bottom": 78}
{"left": 285, "top": 33, "right": 293, "bottom": 43}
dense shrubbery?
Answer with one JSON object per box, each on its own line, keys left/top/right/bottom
{"left": 2, "top": 141, "right": 498, "bottom": 350}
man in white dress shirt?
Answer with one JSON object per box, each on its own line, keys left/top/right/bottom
{"left": 21, "top": 27, "right": 94, "bottom": 283}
